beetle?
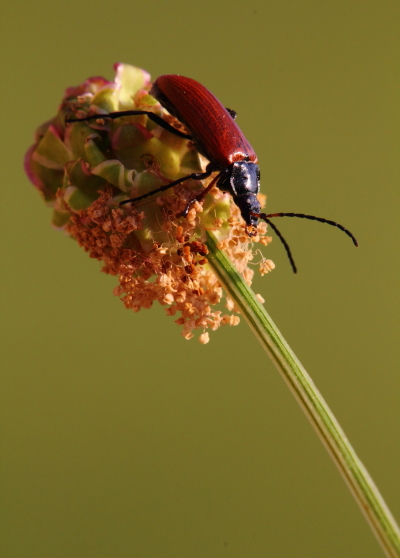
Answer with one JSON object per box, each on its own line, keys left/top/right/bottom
{"left": 67, "top": 74, "right": 358, "bottom": 272}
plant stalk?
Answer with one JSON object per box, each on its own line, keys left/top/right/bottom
{"left": 205, "top": 230, "right": 400, "bottom": 558}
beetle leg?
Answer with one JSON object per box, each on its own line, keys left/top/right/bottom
{"left": 179, "top": 172, "right": 221, "bottom": 217}
{"left": 66, "top": 110, "right": 192, "bottom": 140}
{"left": 120, "top": 170, "right": 213, "bottom": 207}
{"left": 225, "top": 108, "right": 237, "bottom": 120}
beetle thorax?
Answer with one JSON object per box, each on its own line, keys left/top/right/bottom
{"left": 229, "top": 161, "right": 260, "bottom": 196}
{"left": 217, "top": 161, "right": 261, "bottom": 230}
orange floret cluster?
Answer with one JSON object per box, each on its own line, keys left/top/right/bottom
{"left": 65, "top": 182, "right": 273, "bottom": 342}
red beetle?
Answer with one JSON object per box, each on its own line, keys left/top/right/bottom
{"left": 68, "top": 74, "right": 358, "bottom": 272}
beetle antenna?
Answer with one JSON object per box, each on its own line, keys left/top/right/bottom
{"left": 255, "top": 214, "right": 297, "bottom": 273}
{"left": 264, "top": 213, "right": 358, "bottom": 247}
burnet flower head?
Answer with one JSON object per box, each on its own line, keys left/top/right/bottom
{"left": 25, "top": 63, "right": 275, "bottom": 342}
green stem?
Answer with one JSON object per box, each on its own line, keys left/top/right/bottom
{"left": 205, "top": 230, "right": 400, "bottom": 558}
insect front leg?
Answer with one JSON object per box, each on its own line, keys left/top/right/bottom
{"left": 120, "top": 170, "right": 214, "bottom": 207}
{"left": 66, "top": 110, "right": 192, "bottom": 140}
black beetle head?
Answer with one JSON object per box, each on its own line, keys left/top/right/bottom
{"left": 234, "top": 194, "right": 261, "bottom": 233}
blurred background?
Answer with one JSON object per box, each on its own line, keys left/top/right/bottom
{"left": 1, "top": 1, "right": 399, "bottom": 556}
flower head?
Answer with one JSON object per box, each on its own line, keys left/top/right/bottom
{"left": 25, "top": 63, "right": 274, "bottom": 341}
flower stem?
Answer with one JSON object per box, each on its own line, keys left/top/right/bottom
{"left": 205, "top": 230, "right": 400, "bottom": 558}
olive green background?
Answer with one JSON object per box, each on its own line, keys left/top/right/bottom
{"left": 1, "top": 1, "right": 399, "bottom": 557}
